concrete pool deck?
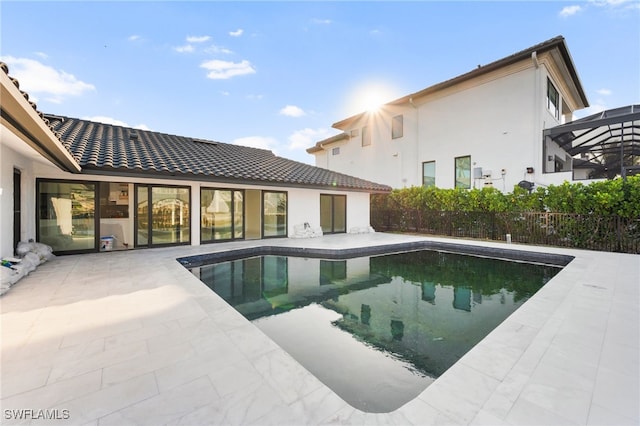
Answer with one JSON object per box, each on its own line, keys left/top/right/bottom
{"left": 1, "top": 233, "right": 638, "bottom": 425}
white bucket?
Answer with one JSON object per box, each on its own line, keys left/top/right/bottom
{"left": 100, "top": 236, "right": 114, "bottom": 251}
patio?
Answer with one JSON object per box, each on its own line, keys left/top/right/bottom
{"left": 1, "top": 233, "right": 638, "bottom": 425}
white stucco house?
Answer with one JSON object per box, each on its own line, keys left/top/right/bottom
{"left": 307, "top": 36, "right": 594, "bottom": 191}
{"left": 1, "top": 62, "right": 390, "bottom": 257}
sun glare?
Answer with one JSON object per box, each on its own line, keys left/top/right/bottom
{"left": 362, "top": 90, "right": 387, "bottom": 112}
{"left": 344, "top": 80, "right": 399, "bottom": 116}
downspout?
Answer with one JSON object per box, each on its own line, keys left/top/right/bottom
{"left": 621, "top": 122, "right": 626, "bottom": 180}
{"left": 531, "top": 51, "right": 539, "bottom": 69}
{"left": 319, "top": 142, "right": 329, "bottom": 169}
{"left": 532, "top": 51, "right": 542, "bottom": 186}
{"left": 409, "top": 97, "right": 419, "bottom": 187}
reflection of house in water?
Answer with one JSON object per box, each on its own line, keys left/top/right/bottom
{"left": 192, "top": 256, "right": 387, "bottom": 320}
{"left": 192, "top": 252, "right": 554, "bottom": 378}
{"left": 421, "top": 282, "right": 436, "bottom": 304}
{"left": 453, "top": 287, "right": 471, "bottom": 312}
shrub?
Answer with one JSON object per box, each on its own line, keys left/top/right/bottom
{"left": 373, "top": 176, "right": 640, "bottom": 219}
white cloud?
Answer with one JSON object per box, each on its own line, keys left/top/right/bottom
{"left": 204, "top": 44, "right": 233, "bottom": 55}
{"left": 559, "top": 5, "right": 583, "bottom": 16}
{"left": 175, "top": 44, "right": 195, "bottom": 53}
{"left": 220, "top": 91, "right": 230, "bottom": 96}
{"left": 232, "top": 136, "right": 278, "bottom": 153}
{"left": 0, "top": 56, "right": 95, "bottom": 103}
{"left": 200, "top": 59, "right": 256, "bottom": 79}
{"left": 229, "top": 29, "right": 244, "bottom": 37}
{"left": 587, "top": 0, "right": 639, "bottom": 11}
{"left": 287, "top": 128, "right": 334, "bottom": 150}
{"left": 187, "top": 35, "right": 211, "bottom": 43}
{"left": 596, "top": 88, "right": 612, "bottom": 95}
{"left": 590, "top": 0, "right": 633, "bottom": 7}
{"left": 246, "top": 94, "right": 264, "bottom": 101}
{"left": 34, "top": 51, "right": 48, "bottom": 59}
{"left": 279, "top": 105, "right": 306, "bottom": 117}
{"left": 128, "top": 35, "right": 141, "bottom": 42}
{"left": 82, "top": 116, "right": 129, "bottom": 127}
{"left": 311, "top": 18, "right": 332, "bottom": 24}
{"left": 82, "top": 116, "right": 150, "bottom": 130}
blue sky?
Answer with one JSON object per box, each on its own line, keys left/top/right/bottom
{"left": 2, "top": 1, "right": 639, "bottom": 164}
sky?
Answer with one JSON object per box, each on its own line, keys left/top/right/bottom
{"left": 2, "top": 1, "right": 639, "bottom": 165}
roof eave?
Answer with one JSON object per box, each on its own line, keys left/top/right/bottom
{"left": 307, "top": 132, "right": 350, "bottom": 154}
{"left": 80, "top": 167, "right": 392, "bottom": 194}
{"left": 0, "top": 68, "right": 81, "bottom": 173}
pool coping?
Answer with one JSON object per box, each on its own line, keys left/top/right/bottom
{"left": 177, "top": 239, "right": 574, "bottom": 268}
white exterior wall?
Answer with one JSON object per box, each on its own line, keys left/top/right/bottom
{"left": 288, "top": 187, "right": 370, "bottom": 234}
{"left": 419, "top": 66, "right": 540, "bottom": 191}
{"left": 1, "top": 145, "right": 372, "bottom": 257}
{"left": 1, "top": 144, "right": 39, "bottom": 256}
{"left": 315, "top": 58, "right": 584, "bottom": 191}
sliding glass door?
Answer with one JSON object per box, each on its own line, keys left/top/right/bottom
{"left": 201, "top": 188, "right": 244, "bottom": 243}
{"left": 262, "top": 191, "right": 287, "bottom": 238}
{"left": 135, "top": 184, "right": 190, "bottom": 247}
{"left": 320, "top": 194, "right": 346, "bottom": 234}
{"left": 37, "top": 180, "right": 96, "bottom": 253}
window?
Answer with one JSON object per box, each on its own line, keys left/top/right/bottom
{"left": 263, "top": 191, "right": 287, "bottom": 238}
{"left": 362, "top": 125, "right": 371, "bottom": 147}
{"left": 547, "top": 78, "right": 560, "bottom": 120}
{"left": 99, "top": 182, "right": 129, "bottom": 219}
{"left": 455, "top": 156, "right": 471, "bottom": 189}
{"left": 332, "top": 147, "right": 340, "bottom": 155}
{"left": 37, "top": 179, "right": 96, "bottom": 253}
{"left": 392, "top": 115, "right": 403, "bottom": 139}
{"left": 201, "top": 188, "right": 244, "bottom": 242}
{"left": 422, "top": 161, "right": 436, "bottom": 188}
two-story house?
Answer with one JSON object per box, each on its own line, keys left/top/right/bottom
{"left": 308, "top": 36, "right": 590, "bottom": 191}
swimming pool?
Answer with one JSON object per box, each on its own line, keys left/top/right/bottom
{"left": 183, "top": 246, "right": 564, "bottom": 412}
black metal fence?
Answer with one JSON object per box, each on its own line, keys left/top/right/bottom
{"left": 371, "top": 209, "right": 640, "bottom": 254}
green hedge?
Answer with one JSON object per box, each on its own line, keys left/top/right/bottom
{"left": 371, "top": 175, "right": 640, "bottom": 219}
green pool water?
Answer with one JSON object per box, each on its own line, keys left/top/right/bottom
{"left": 190, "top": 249, "right": 560, "bottom": 412}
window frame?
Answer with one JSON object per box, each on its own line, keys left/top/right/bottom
{"left": 261, "top": 190, "right": 288, "bottom": 238}
{"left": 36, "top": 178, "right": 98, "bottom": 255}
{"left": 320, "top": 194, "right": 347, "bottom": 234}
{"left": 547, "top": 77, "right": 560, "bottom": 120}
{"left": 362, "top": 125, "right": 371, "bottom": 147}
{"left": 422, "top": 161, "right": 436, "bottom": 188}
{"left": 454, "top": 155, "right": 472, "bottom": 189}
{"left": 200, "top": 187, "right": 245, "bottom": 243}
{"left": 134, "top": 183, "right": 191, "bottom": 248}
{"left": 392, "top": 114, "right": 403, "bottom": 139}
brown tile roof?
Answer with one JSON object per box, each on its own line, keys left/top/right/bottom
{"left": 44, "top": 114, "right": 391, "bottom": 193}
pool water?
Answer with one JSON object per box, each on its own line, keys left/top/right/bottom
{"left": 189, "top": 249, "right": 560, "bottom": 412}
